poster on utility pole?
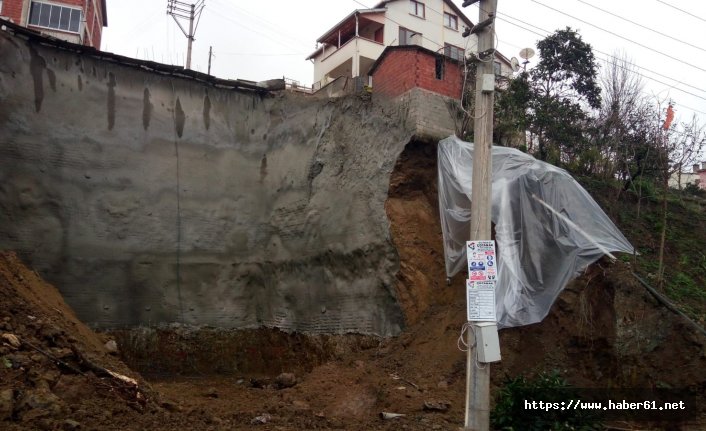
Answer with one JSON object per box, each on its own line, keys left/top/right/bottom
{"left": 466, "top": 280, "right": 496, "bottom": 321}
{"left": 467, "top": 240, "right": 497, "bottom": 281}
{"left": 466, "top": 241, "right": 497, "bottom": 322}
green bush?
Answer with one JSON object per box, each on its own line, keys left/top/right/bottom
{"left": 667, "top": 272, "right": 706, "bottom": 301}
{"left": 683, "top": 182, "right": 706, "bottom": 198}
{"left": 628, "top": 178, "right": 657, "bottom": 200}
{"left": 491, "top": 372, "right": 601, "bottom": 431}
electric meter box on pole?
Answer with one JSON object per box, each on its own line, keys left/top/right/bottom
{"left": 475, "top": 322, "right": 501, "bottom": 362}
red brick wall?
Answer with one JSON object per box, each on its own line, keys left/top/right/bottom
{"left": 82, "top": 0, "right": 105, "bottom": 48}
{"left": 2, "top": 0, "right": 104, "bottom": 48}
{"left": 371, "top": 50, "right": 418, "bottom": 99}
{"left": 416, "top": 54, "right": 462, "bottom": 99}
{"left": 372, "top": 49, "right": 463, "bottom": 100}
{"left": 1, "top": 0, "right": 24, "bottom": 23}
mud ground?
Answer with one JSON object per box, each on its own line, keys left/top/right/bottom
{"left": 1, "top": 141, "right": 705, "bottom": 430}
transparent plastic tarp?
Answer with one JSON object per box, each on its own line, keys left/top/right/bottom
{"left": 438, "top": 136, "right": 634, "bottom": 328}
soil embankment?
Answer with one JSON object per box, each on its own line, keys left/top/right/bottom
{"left": 2, "top": 141, "right": 706, "bottom": 429}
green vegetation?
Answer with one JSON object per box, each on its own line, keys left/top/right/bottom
{"left": 667, "top": 272, "right": 706, "bottom": 302}
{"left": 582, "top": 177, "right": 706, "bottom": 323}
{"left": 491, "top": 372, "right": 601, "bottom": 431}
{"left": 483, "top": 27, "right": 706, "bottom": 323}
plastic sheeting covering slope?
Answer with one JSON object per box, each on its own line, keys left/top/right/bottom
{"left": 438, "top": 136, "right": 634, "bottom": 328}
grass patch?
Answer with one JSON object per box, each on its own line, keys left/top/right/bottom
{"left": 491, "top": 372, "right": 601, "bottom": 431}
{"left": 666, "top": 272, "right": 706, "bottom": 302}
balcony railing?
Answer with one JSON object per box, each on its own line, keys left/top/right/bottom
{"left": 314, "top": 36, "right": 385, "bottom": 87}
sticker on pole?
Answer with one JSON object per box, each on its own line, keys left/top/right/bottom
{"left": 466, "top": 280, "right": 496, "bottom": 322}
{"left": 466, "top": 240, "right": 497, "bottom": 281}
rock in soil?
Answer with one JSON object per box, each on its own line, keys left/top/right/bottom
{"left": 423, "top": 400, "right": 451, "bottom": 412}
{"left": 62, "top": 419, "right": 81, "bottom": 430}
{"left": 249, "top": 377, "right": 270, "bottom": 389}
{"left": 104, "top": 340, "right": 118, "bottom": 354}
{"left": 250, "top": 413, "right": 272, "bottom": 425}
{"left": 1, "top": 332, "right": 21, "bottom": 348}
{"left": 15, "top": 388, "right": 64, "bottom": 420}
{"left": 0, "top": 388, "right": 14, "bottom": 420}
{"left": 275, "top": 372, "right": 297, "bottom": 389}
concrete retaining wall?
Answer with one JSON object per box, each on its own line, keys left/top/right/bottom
{"left": 402, "top": 87, "right": 460, "bottom": 142}
{"left": 0, "top": 28, "right": 413, "bottom": 336}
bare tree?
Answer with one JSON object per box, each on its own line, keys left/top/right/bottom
{"left": 670, "top": 115, "right": 706, "bottom": 192}
{"left": 654, "top": 105, "right": 706, "bottom": 287}
{"left": 594, "top": 52, "right": 656, "bottom": 185}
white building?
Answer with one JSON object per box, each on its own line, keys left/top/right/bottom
{"left": 306, "top": 0, "right": 513, "bottom": 90}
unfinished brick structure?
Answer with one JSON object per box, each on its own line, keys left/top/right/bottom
{"left": 370, "top": 45, "right": 463, "bottom": 100}
{"left": 0, "top": 0, "right": 106, "bottom": 48}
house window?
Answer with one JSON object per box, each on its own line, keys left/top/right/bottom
{"left": 0, "top": 1, "right": 4, "bottom": 15}
{"left": 444, "top": 43, "right": 464, "bottom": 61}
{"left": 435, "top": 56, "right": 445, "bottom": 80}
{"left": 28, "top": 1, "right": 82, "bottom": 33}
{"left": 374, "top": 27, "right": 384, "bottom": 43}
{"left": 444, "top": 12, "right": 458, "bottom": 30}
{"left": 399, "top": 27, "right": 419, "bottom": 46}
{"left": 494, "top": 61, "right": 502, "bottom": 76}
{"left": 409, "top": 0, "right": 425, "bottom": 18}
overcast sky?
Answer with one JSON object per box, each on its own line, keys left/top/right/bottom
{"left": 102, "top": 0, "right": 706, "bottom": 129}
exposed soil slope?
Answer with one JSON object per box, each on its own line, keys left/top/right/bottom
{"left": 383, "top": 141, "right": 706, "bottom": 427}
{"left": 1, "top": 140, "right": 705, "bottom": 430}
{"left": 0, "top": 251, "right": 225, "bottom": 430}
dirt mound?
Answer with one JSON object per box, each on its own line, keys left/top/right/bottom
{"left": 1, "top": 139, "right": 705, "bottom": 430}
{"left": 116, "top": 140, "right": 706, "bottom": 429}
{"left": 0, "top": 251, "right": 235, "bottom": 430}
{"left": 0, "top": 251, "right": 467, "bottom": 430}
{"left": 383, "top": 140, "right": 706, "bottom": 426}
{"left": 0, "top": 251, "right": 143, "bottom": 428}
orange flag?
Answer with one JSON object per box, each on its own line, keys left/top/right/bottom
{"left": 663, "top": 104, "right": 674, "bottom": 130}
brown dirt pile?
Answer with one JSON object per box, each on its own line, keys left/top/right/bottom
{"left": 383, "top": 140, "right": 706, "bottom": 428}
{"left": 0, "top": 250, "right": 467, "bottom": 430}
{"left": 0, "top": 251, "right": 231, "bottom": 430}
{"left": 1, "top": 140, "right": 705, "bottom": 430}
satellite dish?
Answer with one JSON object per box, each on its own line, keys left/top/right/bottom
{"left": 519, "top": 48, "right": 535, "bottom": 70}
{"left": 510, "top": 57, "right": 520, "bottom": 73}
{"left": 519, "top": 48, "right": 535, "bottom": 60}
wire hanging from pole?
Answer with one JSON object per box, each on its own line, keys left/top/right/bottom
{"left": 167, "top": 0, "right": 205, "bottom": 69}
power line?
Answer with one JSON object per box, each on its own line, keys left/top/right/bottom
{"left": 656, "top": 0, "right": 706, "bottom": 23}
{"left": 531, "top": 0, "right": 706, "bottom": 74}
{"left": 575, "top": 0, "right": 706, "bottom": 54}
{"left": 495, "top": 11, "right": 706, "bottom": 98}
{"left": 599, "top": 56, "right": 706, "bottom": 115}
{"left": 205, "top": 4, "right": 304, "bottom": 53}
{"left": 413, "top": 0, "right": 522, "bottom": 54}
{"left": 209, "top": 0, "right": 311, "bottom": 47}
{"left": 167, "top": 0, "right": 205, "bottom": 69}
{"left": 119, "top": 8, "right": 167, "bottom": 44}
{"left": 218, "top": 52, "right": 309, "bottom": 56}
{"left": 350, "top": 0, "right": 449, "bottom": 51}
{"left": 490, "top": 12, "right": 706, "bottom": 115}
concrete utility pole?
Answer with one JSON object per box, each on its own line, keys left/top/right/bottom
{"left": 462, "top": 0, "right": 498, "bottom": 430}
{"left": 167, "top": 0, "right": 205, "bottom": 70}
{"left": 207, "top": 46, "right": 213, "bottom": 75}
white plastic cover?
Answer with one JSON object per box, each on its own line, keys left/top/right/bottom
{"left": 438, "top": 136, "right": 634, "bottom": 328}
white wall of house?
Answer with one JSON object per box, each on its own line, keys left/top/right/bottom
{"left": 313, "top": 37, "right": 386, "bottom": 84}
{"left": 310, "top": 0, "right": 504, "bottom": 89}
{"left": 669, "top": 172, "right": 698, "bottom": 189}
{"left": 37, "top": 27, "right": 81, "bottom": 44}
{"left": 381, "top": 0, "right": 477, "bottom": 57}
